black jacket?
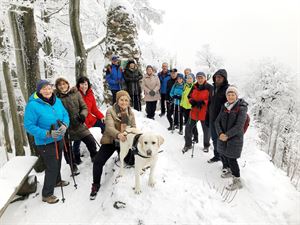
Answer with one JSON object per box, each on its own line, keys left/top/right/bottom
{"left": 123, "top": 68, "right": 143, "bottom": 95}
{"left": 166, "top": 77, "right": 177, "bottom": 101}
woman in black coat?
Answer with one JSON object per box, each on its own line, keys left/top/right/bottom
{"left": 123, "top": 60, "right": 143, "bottom": 111}
{"left": 215, "top": 85, "right": 248, "bottom": 191}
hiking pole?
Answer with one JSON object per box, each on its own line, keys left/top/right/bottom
{"left": 51, "top": 124, "right": 65, "bottom": 203}
{"left": 57, "top": 120, "right": 77, "bottom": 189}
{"left": 171, "top": 100, "right": 175, "bottom": 133}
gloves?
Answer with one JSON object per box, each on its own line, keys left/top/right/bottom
{"left": 49, "top": 130, "right": 60, "bottom": 139}
{"left": 57, "top": 125, "right": 67, "bottom": 136}
{"left": 77, "top": 114, "right": 86, "bottom": 123}
{"left": 149, "top": 90, "right": 155, "bottom": 96}
{"left": 196, "top": 100, "right": 205, "bottom": 108}
{"left": 189, "top": 99, "right": 197, "bottom": 107}
{"left": 173, "top": 95, "right": 181, "bottom": 100}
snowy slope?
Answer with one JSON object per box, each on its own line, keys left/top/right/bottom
{"left": 0, "top": 110, "right": 299, "bottom": 225}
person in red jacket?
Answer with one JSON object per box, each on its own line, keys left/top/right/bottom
{"left": 73, "top": 77, "right": 105, "bottom": 164}
{"left": 182, "top": 72, "right": 212, "bottom": 153}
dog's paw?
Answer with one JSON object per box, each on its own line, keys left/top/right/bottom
{"left": 148, "top": 180, "right": 156, "bottom": 187}
{"left": 134, "top": 187, "right": 142, "bottom": 194}
{"left": 117, "top": 173, "right": 123, "bottom": 178}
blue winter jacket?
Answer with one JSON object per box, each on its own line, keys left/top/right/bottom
{"left": 24, "top": 92, "right": 70, "bottom": 146}
{"left": 158, "top": 71, "right": 171, "bottom": 94}
{"left": 106, "top": 64, "right": 124, "bottom": 91}
{"left": 170, "top": 82, "right": 184, "bottom": 106}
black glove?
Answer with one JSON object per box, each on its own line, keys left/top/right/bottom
{"left": 149, "top": 90, "right": 155, "bottom": 96}
{"left": 77, "top": 114, "right": 86, "bottom": 123}
{"left": 189, "top": 99, "right": 197, "bottom": 107}
{"left": 196, "top": 100, "right": 205, "bottom": 108}
{"left": 173, "top": 95, "right": 181, "bottom": 100}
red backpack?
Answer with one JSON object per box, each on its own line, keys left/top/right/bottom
{"left": 225, "top": 106, "right": 250, "bottom": 133}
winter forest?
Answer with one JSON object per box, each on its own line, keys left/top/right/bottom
{"left": 0, "top": 0, "right": 299, "bottom": 224}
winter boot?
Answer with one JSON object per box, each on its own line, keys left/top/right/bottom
{"left": 90, "top": 183, "right": 100, "bottom": 200}
{"left": 42, "top": 195, "right": 59, "bottom": 204}
{"left": 55, "top": 180, "right": 70, "bottom": 187}
{"left": 226, "top": 176, "right": 242, "bottom": 191}
{"left": 178, "top": 130, "right": 183, "bottom": 135}
{"left": 207, "top": 156, "right": 220, "bottom": 163}
{"left": 203, "top": 146, "right": 209, "bottom": 153}
{"left": 72, "top": 164, "right": 80, "bottom": 176}
{"left": 182, "top": 145, "right": 192, "bottom": 153}
{"left": 221, "top": 168, "right": 232, "bottom": 178}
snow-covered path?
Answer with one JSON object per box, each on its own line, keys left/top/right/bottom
{"left": 1, "top": 111, "right": 299, "bottom": 225}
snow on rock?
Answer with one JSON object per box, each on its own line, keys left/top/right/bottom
{"left": 0, "top": 111, "right": 299, "bottom": 225}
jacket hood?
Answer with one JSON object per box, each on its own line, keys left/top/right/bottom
{"left": 213, "top": 69, "right": 228, "bottom": 83}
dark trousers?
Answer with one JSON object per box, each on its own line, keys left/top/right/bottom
{"left": 72, "top": 134, "right": 97, "bottom": 162}
{"left": 181, "top": 107, "right": 191, "bottom": 125}
{"left": 160, "top": 94, "right": 166, "bottom": 115}
{"left": 111, "top": 90, "right": 118, "bottom": 105}
{"left": 210, "top": 121, "right": 220, "bottom": 159}
{"left": 131, "top": 94, "right": 141, "bottom": 111}
{"left": 37, "top": 141, "right": 63, "bottom": 197}
{"left": 93, "top": 144, "right": 118, "bottom": 185}
{"left": 184, "top": 119, "right": 209, "bottom": 147}
{"left": 167, "top": 102, "right": 180, "bottom": 128}
{"left": 146, "top": 101, "right": 157, "bottom": 119}
{"left": 221, "top": 155, "right": 240, "bottom": 177}
{"left": 73, "top": 120, "right": 105, "bottom": 162}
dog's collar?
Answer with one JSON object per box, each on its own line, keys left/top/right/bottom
{"left": 130, "top": 133, "right": 152, "bottom": 159}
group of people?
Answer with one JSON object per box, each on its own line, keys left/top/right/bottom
{"left": 24, "top": 55, "right": 248, "bottom": 204}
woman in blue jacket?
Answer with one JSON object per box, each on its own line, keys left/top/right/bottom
{"left": 24, "top": 80, "right": 70, "bottom": 204}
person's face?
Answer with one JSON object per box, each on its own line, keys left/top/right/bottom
{"left": 184, "top": 69, "right": 191, "bottom": 76}
{"left": 162, "top": 63, "right": 168, "bottom": 72}
{"left": 39, "top": 85, "right": 53, "bottom": 99}
{"left": 146, "top": 67, "right": 153, "bottom": 75}
{"left": 118, "top": 95, "right": 130, "bottom": 110}
{"left": 112, "top": 60, "right": 119, "bottom": 65}
{"left": 171, "top": 72, "right": 177, "bottom": 79}
{"left": 226, "top": 92, "right": 237, "bottom": 104}
{"left": 79, "top": 81, "right": 89, "bottom": 94}
{"left": 187, "top": 76, "right": 193, "bottom": 84}
{"left": 129, "top": 63, "right": 135, "bottom": 69}
{"left": 215, "top": 75, "right": 225, "bottom": 86}
{"left": 57, "top": 81, "right": 69, "bottom": 93}
{"left": 196, "top": 76, "right": 206, "bottom": 85}
{"left": 177, "top": 77, "right": 183, "bottom": 83}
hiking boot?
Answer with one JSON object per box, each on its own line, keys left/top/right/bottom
{"left": 90, "top": 183, "right": 100, "bottom": 200}
{"left": 221, "top": 168, "right": 232, "bottom": 178}
{"left": 174, "top": 125, "right": 179, "bottom": 129}
{"left": 42, "top": 195, "right": 59, "bottom": 204}
{"left": 178, "top": 130, "right": 183, "bottom": 135}
{"left": 182, "top": 145, "right": 192, "bottom": 154}
{"left": 167, "top": 126, "right": 172, "bottom": 131}
{"left": 72, "top": 164, "right": 80, "bottom": 176}
{"left": 192, "top": 137, "right": 198, "bottom": 143}
{"left": 55, "top": 180, "right": 70, "bottom": 187}
{"left": 159, "top": 113, "right": 165, "bottom": 117}
{"left": 207, "top": 156, "right": 220, "bottom": 163}
{"left": 203, "top": 147, "right": 209, "bottom": 153}
{"left": 226, "top": 176, "right": 242, "bottom": 191}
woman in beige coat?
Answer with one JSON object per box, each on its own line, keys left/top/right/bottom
{"left": 90, "top": 90, "right": 136, "bottom": 200}
{"left": 142, "top": 65, "right": 161, "bottom": 119}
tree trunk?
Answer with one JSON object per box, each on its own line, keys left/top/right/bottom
{"left": 8, "top": 7, "right": 28, "bottom": 101}
{"left": 69, "top": 0, "right": 87, "bottom": 79}
{"left": 2, "top": 62, "right": 25, "bottom": 156}
{"left": 0, "top": 81, "right": 12, "bottom": 153}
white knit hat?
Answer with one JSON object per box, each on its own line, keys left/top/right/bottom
{"left": 226, "top": 85, "right": 239, "bottom": 97}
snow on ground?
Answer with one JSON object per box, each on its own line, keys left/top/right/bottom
{"left": 0, "top": 109, "right": 299, "bottom": 225}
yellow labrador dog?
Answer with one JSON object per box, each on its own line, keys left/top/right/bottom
{"left": 118, "top": 127, "right": 164, "bottom": 194}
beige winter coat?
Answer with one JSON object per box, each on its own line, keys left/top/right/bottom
{"left": 142, "top": 74, "right": 161, "bottom": 102}
{"left": 100, "top": 104, "right": 136, "bottom": 144}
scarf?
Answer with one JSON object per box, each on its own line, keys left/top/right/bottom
{"left": 37, "top": 92, "right": 56, "bottom": 106}
{"left": 114, "top": 104, "right": 130, "bottom": 132}
{"left": 224, "top": 99, "right": 239, "bottom": 111}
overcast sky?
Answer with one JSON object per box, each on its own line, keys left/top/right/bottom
{"left": 148, "top": 0, "right": 299, "bottom": 83}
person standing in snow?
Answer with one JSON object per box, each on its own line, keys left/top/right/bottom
{"left": 205, "top": 69, "right": 230, "bottom": 163}
{"left": 158, "top": 62, "right": 171, "bottom": 117}
{"left": 24, "top": 80, "right": 70, "bottom": 204}
{"left": 180, "top": 74, "right": 195, "bottom": 125}
{"left": 169, "top": 73, "right": 185, "bottom": 134}
{"left": 166, "top": 68, "right": 178, "bottom": 130}
{"left": 215, "top": 85, "right": 248, "bottom": 190}
{"left": 105, "top": 55, "right": 124, "bottom": 104}
{"left": 90, "top": 90, "right": 136, "bottom": 200}
{"left": 142, "top": 65, "right": 161, "bottom": 119}
{"left": 73, "top": 76, "right": 105, "bottom": 164}
{"left": 183, "top": 68, "right": 195, "bottom": 82}
{"left": 55, "top": 77, "right": 98, "bottom": 164}
{"left": 182, "top": 72, "right": 212, "bottom": 153}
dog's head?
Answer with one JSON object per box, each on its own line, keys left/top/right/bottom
{"left": 138, "top": 132, "right": 164, "bottom": 157}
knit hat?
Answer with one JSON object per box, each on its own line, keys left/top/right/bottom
{"left": 112, "top": 55, "right": 119, "bottom": 61}
{"left": 177, "top": 73, "right": 184, "bottom": 79}
{"left": 196, "top": 72, "right": 206, "bottom": 78}
{"left": 186, "top": 74, "right": 194, "bottom": 80}
{"left": 171, "top": 68, "right": 178, "bottom": 73}
{"left": 36, "top": 80, "right": 51, "bottom": 93}
{"left": 226, "top": 85, "right": 239, "bottom": 97}
{"left": 116, "top": 90, "right": 131, "bottom": 102}
{"left": 55, "top": 77, "right": 70, "bottom": 90}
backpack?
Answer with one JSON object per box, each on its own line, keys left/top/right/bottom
{"left": 225, "top": 106, "right": 250, "bottom": 133}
